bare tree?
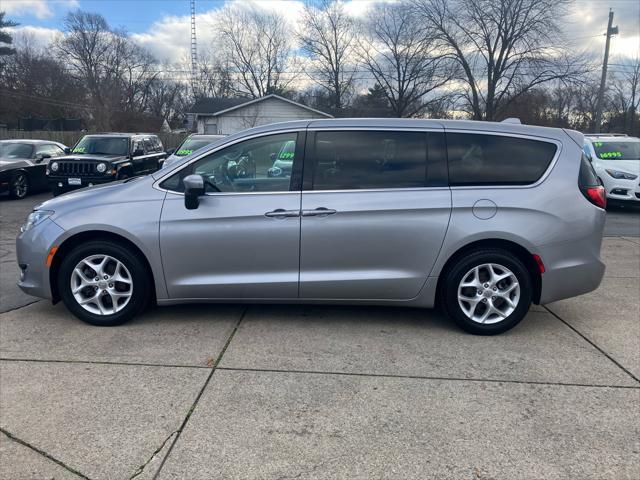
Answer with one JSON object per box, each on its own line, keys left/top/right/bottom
{"left": 358, "top": 2, "right": 453, "bottom": 118}
{"left": 610, "top": 60, "right": 640, "bottom": 135}
{"left": 411, "top": 0, "right": 586, "bottom": 120}
{"left": 215, "top": 5, "right": 295, "bottom": 98}
{"left": 189, "top": 49, "right": 234, "bottom": 100}
{"left": 299, "top": 0, "right": 357, "bottom": 111}
{"left": 54, "top": 11, "right": 160, "bottom": 128}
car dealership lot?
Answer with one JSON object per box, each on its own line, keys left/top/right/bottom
{"left": 1, "top": 193, "right": 639, "bottom": 479}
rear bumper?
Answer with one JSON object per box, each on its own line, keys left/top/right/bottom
{"left": 538, "top": 236, "right": 606, "bottom": 304}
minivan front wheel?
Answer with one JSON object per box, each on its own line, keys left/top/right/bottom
{"left": 442, "top": 249, "right": 532, "bottom": 335}
{"left": 58, "top": 241, "right": 150, "bottom": 326}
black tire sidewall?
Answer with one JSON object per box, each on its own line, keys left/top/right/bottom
{"left": 10, "top": 172, "right": 29, "bottom": 199}
{"left": 443, "top": 250, "right": 533, "bottom": 335}
{"left": 58, "top": 241, "right": 149, "bottom": 326}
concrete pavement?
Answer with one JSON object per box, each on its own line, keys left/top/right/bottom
{"left": 1, "top": 193, "right": 639, "bottom": 479}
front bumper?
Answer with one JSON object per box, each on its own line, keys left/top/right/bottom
{"left": 16, "top": 218, "right": 65, "bottom": 300}
{"left": 48, "top": 175, "right": 116, "bottom": 193}
{"left": 601, "top": 176, "right": 640, "bottom": 203}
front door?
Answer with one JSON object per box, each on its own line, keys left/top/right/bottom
{"left": 159, "top": 131, "right": 303, "bottom": 299}
{"left": 299, "top": 129, "right": 452, "bottom": 300}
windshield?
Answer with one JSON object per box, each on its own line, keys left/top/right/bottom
{"left": 175, "top": 137, "right": 217, "bottom": 156}
{"left": 592, "top": 140, "right": 640, "bottom": 160}
{"left": 0, "top": 143, "right": 33, "bottom": 160}
{"left": 73, "top": 136, "right": 129, "bottom": 156}
{"left": 276, "top": 140, "right": 295, "bottom": 162}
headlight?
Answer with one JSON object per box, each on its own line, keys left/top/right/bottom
{"left": 96, "top": 163, "right": 107, "bottom": 173}
{"left": 605, "top": 169, "right": 638, "bottom": 180}
{"left": 50, "top": 162, "right": 59, "bottom": 172}
{"left": 21, "top": 210, "right": 54, "bottom": 233}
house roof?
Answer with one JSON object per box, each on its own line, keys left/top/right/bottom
{"left": 188, "top": 94, "right": 333, "bottom": 118}
{"left": 189, "top": 97, "right": 250, "bottom": 114}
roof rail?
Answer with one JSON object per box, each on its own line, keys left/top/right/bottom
{"left": 584, "top": 133, "right": 628, "bottom": 137}
{"left": 501, "top": 118, "right": 521, "bottom": 124}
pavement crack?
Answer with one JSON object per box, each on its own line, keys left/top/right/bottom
{"left": 129, "top": 430, "right": 178, "bottom": 479}
{"left": 215, "top": 366, "right": 640, "bottom": 390}
{"left": 544, "top": 305, "right": 640, "bottom": 384}
{"left": 151, "top": 306, "right": 248, "bottom": 479}
{"left": 0, "top": 299, "right": 41, "bottom": 315}
{"left": 0, "top": 427, "right": 93, "bottom": 480}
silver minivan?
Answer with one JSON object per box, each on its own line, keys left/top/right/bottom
{"left": 16, "top": 119, "right": 606, "bottom": 334}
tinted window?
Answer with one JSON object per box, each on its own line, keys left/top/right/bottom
{"left": 0, "top": 143, "right": 34, "bottom": 159}
{"left": 311, "top": 131, "right": 440, "bottom": 190}
{"left": 161, "top": 133, "right": 298, "bottom": 194}
{"left": 447, "top": 133, "right": 557, "bottom": 186}
{"left": 579, "top": 153, "right": 600, "bottom": 187}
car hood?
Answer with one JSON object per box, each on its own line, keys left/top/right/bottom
{"left": 594, "top": 159, "right": 640, "bottom": 175}
{"left": 34, "top": 175, "right": 154, "bottom": 214}
{"left": 54, "top": 154, "right": 125, "bottom": 162}
{"left": 0, "top": 158, "right": 31, "bottom": 172}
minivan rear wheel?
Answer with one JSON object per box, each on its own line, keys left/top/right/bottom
{"left": 442, "top": 249, "right": 532, "bottom": 335}
{"left": 58, "top": 241, "right": 150, "bottom": 326}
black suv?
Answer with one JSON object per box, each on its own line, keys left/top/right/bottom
{"left": 47, "top": 133, "right": 166, "bottom": 196}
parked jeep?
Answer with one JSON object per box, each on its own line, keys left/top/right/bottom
{"left": 47, "top": 133, "right": 166, "bottom": 196}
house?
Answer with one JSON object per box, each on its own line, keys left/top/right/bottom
{"left": 188, "top": 94, "right": 333, "bottom": 135}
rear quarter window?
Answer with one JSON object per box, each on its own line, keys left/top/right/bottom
{"left": 447, "top": 133, "right": 557, "bottom": 186}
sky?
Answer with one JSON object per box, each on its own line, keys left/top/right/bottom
{"left": 2, "top": 0, "right": 639, "bottom": 73}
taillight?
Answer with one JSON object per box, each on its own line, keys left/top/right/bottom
{"left": 584, "top": 185, "right": 606, "bottom": 209}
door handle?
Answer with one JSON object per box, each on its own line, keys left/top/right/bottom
{"left": 301, "top": 207, "right": 337, "bottom": 217}
{"left": 264, "top": 209, "right": 300, "bottom": 218}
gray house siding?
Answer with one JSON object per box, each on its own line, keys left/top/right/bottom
{"left": 193, "top": 96, "right": 331, "bottom": 135}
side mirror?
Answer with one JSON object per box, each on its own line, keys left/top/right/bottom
{"left": 132, "top": 148, "right": 144, "bottom": 157}
{"left": 184, "top": 174, "right": 205, "bottom": 210}
{"left": 166, "top": 148, "right": 175, "bottom": 156}
{"left": 64, "top": 147, "right": 71, "bottom": 154}
{"left": 35, "top": 153, "right": 51, "bottom": 163}
{"left": 270, "top": 152, "right": 277, "bottom": 161}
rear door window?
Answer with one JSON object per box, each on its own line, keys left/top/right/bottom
{"left": 309, "top": 130, "right": 446, "bottom": 190}
{"left": 447, "top": 133, "right": 557, "bottom": 186}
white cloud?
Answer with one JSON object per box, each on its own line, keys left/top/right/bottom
{"left": 8, "top": 26, "right": 61, "bottom": 49}
{"left": 2, "top": 0, "right": 78, "bottom": 20}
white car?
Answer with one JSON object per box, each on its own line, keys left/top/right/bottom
{"left": 583, "top": 134, "right": 640, "bottom": 205}
{"left": 162, "top": 134, "right": 225, "bottom": 169}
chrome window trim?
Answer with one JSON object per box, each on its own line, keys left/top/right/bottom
{"left": 152, "top": 129, "right": 303, "bottom": 194}
{"left": 154, "top": 126, "right": 564, "bottom": 194}
{"left": 444, "top": 129, "right": 563, "bottom": 190}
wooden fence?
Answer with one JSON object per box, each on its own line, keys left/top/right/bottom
{"left": 0, "top": 130, "right": 188, "bottom": 149}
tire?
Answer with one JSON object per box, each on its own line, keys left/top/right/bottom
{"left": 441, "top": 249, "right": 533, "bottom": 335}
{"left": 9, "top": 172, "right": 29, "bottom": 199}
{"left": 58, "top": 241, "right": 151, "bottom": 326}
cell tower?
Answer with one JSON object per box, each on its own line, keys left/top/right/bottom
{"left": 190, "top": 0, "right": 198, "bottom": 96}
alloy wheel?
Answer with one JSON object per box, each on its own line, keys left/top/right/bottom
{"left": 12, "top": 173, "right": 28, "bottom": 198}
{"left": 70, "top": 254, "right": 133, "bottom": 315}
{"left": 457, "top": 263, "right": 520, "bottom": 324}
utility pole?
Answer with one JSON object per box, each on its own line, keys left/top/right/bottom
{"left": 594, "top": 9, "right": 618, "bottom": 133}
{"left": 190, "top": 0, "right": 198, "bottom": 98}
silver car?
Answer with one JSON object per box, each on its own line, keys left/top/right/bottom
{"left": 16, "top": 119, "right": 606, "bottom": 335}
